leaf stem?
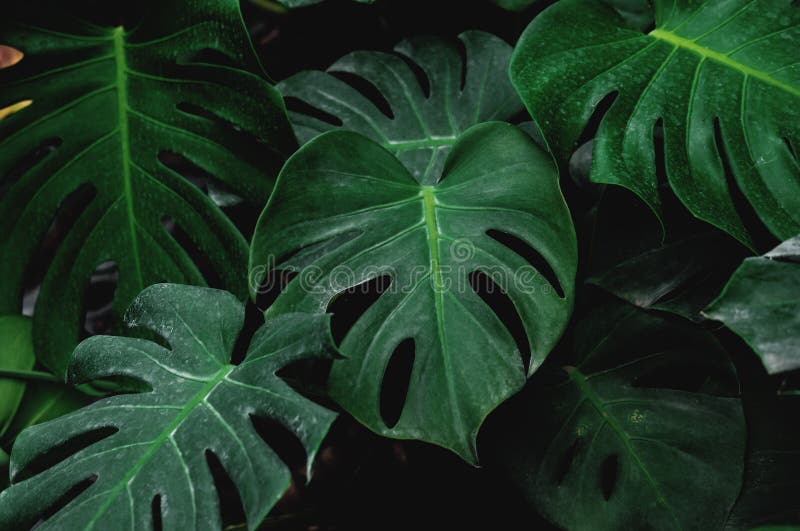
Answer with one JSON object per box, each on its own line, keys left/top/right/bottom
{"left": 0, "top": 369, "right": 61, "bottom": 382}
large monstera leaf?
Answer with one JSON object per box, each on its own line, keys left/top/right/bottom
{"left": 706, "top": 235, "right": 800, "bottom": 375}
{"left": 0, "top": 284, "right": 337, "bottom": 530}
{"left": 279, "top": 31, "right": 523, "bottom": 184}
{"left": 249, "top": 122, "right": 577, "bottom": 462}
{"left": 490, "top": 301, "right": 745, "bottom": 530}
{"left": 510, "top": 0, "right": 800, "bottom": 247}
{"left": 0, "top": 316, "right": 34, "bottom": 439}
{"left": 0, "top": 1, "right": 295, "bottom": 376}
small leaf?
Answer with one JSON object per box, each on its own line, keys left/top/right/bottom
{"left": 0, "top": 316, "right": 34, "bottom": 439}
{"left": 0, "top": 284, "right": 337, "bottom": 529}
{"left": 706, "top": 235, "right": 800, "bottom": 375}
{"left": 279, "top": 31, "right": 523, "bottom": 183}
{"left": 250, "top": 122, "right": 576, "bottom": 462}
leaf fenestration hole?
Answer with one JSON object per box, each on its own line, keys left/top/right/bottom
{"left": 486, "top": 229, "right": 564, "bottom": 298}
{"left": 327, "top": 274, "right": 392, "bottom": 345}
{"left": 283, "top": 97, "right": 343, "bottom": 127}
{"left": 600, "top": 454, "right": 619, "bottom": 500}
{"left": 329, "top": 71, "right": 394, "bottom": 120}
{"left": 469, "top": 270, "right": 531, "bottom": 373}
{"left": 205, "top": 450, "right": 246, "bottom": 527}
{"left": 151, "top": 494, "right": 163, "bottom": 531}
{"left": 1, "top": 137, "right": 62, "bottom": 201}
{"left": 456, "top": 38, "right": 468, "bottom": 90}
{"left": 15, "top": 426, "right": 118, "bottom": 483}
{"left": 250, "top": 415, "right": 307, "bottom": 475}
{"left": 576, "top": 91, "right": 618, "bottom": 147}
{"left": 380, "top": 338, "right": 415, "bottom": 429}
{"left": 21, "top": 181, "right": 95, "bottom": 317}
{"left": 80, "top": 260, "right": 118, "bottom": 339}
{"left": 554, "top": 438, "right": 581, "bottom": 485}
{"left": 161, "top": 215, "right": 223, "bottom": 289}
{"left": 396, "top": 53, "right": 431, "bottom": 98}
{"left": 712, "top": 117, "right": 775, "bottom": 248}
{"left": 784, "top": 136, "right": 798, "bottom": 164}
{"left": 38, "top": 474, "right": 97, "bottom": 525}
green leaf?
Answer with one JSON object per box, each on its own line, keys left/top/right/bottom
{"left": 725, "top": 394, "right": 800, "bottom": 530}
{"left": 249, "top": 122, "right": 576, "bottom": 462}
{"left": 510, "top": 0, "right": 800, "bottom": 247}
{"left": 279, "top": 31, "right": 523, "bottom": 184}
{"left": 706, "top": 235, "right": 800, "bottom": 375}
{"left": 0, "top": 316, "right": 34, "bottom": 439}
{"left": 490, "top": 302, "right": 745, "bottom": 530}
{"left": 588, "top": 231, "right": 747, "bottom": 321}
{"left": 0, "top": 0, "right": 295, "bottom": 377}
{"left": 0, "top": 284, "right": 337, "bottom": 529}
{"left": 276, "top": 0, "right": 374, "bottom": 7}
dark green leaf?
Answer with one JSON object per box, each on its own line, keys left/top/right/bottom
{"left": 726, "top": 394, "right": 800, "bottom": 530}
{"left": 0, "top": 316, "right": 34, "bottom": 439}
{"left": 279, "top": 31, "right": 523, "bottom": 184}
{"left": 706, "top": 235, "right": 800, "bottom": 375}
{"left": 510, "top": 0, "right": 800, "bottom": 247}
{"left": 0, "top": 284, "right": 337, "bottom": 529}
{"left": 490, "top": 302, "right": 745, "bottom": 530}
{"left": 249, "top": 122, "right": 576, "bottom": 462}
{"left": 0, "top": 0, "right": 295, "bottom": 377}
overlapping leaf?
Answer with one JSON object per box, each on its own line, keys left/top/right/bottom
{"left": 250, "top": 122, "right": 576, "bottom": 462}
{"left": 0, "top": 0, "right": 295, "bottom": 376}
{"left": 490, "top": 301, "right": 745, "bottom": 530}
{"left": 706, "top": 235, "right": 800, "bottom": 375}
{"left": 511, "top": 0, "right": 800, "bottom": 247}
{"left": 0, "top": 284, "right": 337, "bottom": 530}
{"left": 279, "top": 31, "right": 523, "bottom": 183}
{"left": 0, "top": 316, "right": 34, "bottom": 439}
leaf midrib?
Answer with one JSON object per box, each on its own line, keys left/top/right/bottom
{"left": 649, "top": 28, "right": 800, "bottom": 98}
{"left": 85, "top": 364, "right": 233, "bottom": 529}
{"left": 113, "top": 26, "right": 144, "bottom": 290}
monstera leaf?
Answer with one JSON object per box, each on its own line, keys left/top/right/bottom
{"left": 0, "top": 316, "right": 34, "bottom": 438}
{"left": 249, "top": 122, "right": 576, "bottom": 462}
{"left": 279, "top": 31, "right": 523, "bottom": 184}
{"left": 706, "top": 235, "right": 800, "bottom": 375}
{"left": 489, "top": 301, "right": 745, "bottom": 530}
{"left": 0, "top": 284, "right": 337, "bottom": 529}
{"left": 0, "top": 0, "right": 295, "bottom": 376}
{"left": 510, "top": 0, "right": 800, "bottom": 247}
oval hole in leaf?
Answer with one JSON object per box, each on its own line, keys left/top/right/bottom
{"left": 250, "top": 415, "right": 307, "bottom": 475}
{"left": 783, "top": 136, "right": 798, "bottom": 164}
{"left": 380, "top": 338, "right": 415, "bottom": 429}
{"left": 21, "top": 181, "right": 95, "bottom": 316}
{"left": 284, "top": 96, "right": 343, "bottom": 127}
{"left": 15, "top": 426, "right": 117, "bottom": 482}
{"left": 81, "top": 260, "right": 118, "bottom": 338}
{"left": 486, "top": 229, "right": 564, "bottom": 298}
{"left": 577, "top": 91, "right": 618, "bottom": 147}
{"left": 456, "top": 38, "right": 468, "bottom": 90}
{"left": 205, "top": 450, "right": 246, "bottom": 527}
{"left": 329, "top": 71, "right": 394, "bottom": 119}
{"left": 469, "top": 270, "right": 531, "bottom": 372}
{"left": 600, "top": 454, "right": 618, "bottom": 500}
{"left": 151, "top": 494, "right": 163, "bottom": 531}
{"left": 327, "top": 274, "right": 392, "bottom": 346}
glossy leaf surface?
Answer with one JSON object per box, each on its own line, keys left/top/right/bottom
{"left": 250, "top": 123, "right": 576, "bottom": 462}
{"left": 511, "top": 0, "right": 800, "bottom": 247}
{"left": 0, "top": 316, "right": 34, "bottom": 438}
{"left": 0, "top": 284, "right": 337, "bottom": 530}
{"left": 279, "top": 31, "right": 523, "bottom": 183}
{"left": 0, "top": 1, "right": 294, "bottom": 376}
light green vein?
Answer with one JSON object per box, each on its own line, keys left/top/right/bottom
{"left": 649, "top": 28, "right": 800, "bottom": 98}
{"left": 113, "top": 26, "right": 144, "bottom": 290}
